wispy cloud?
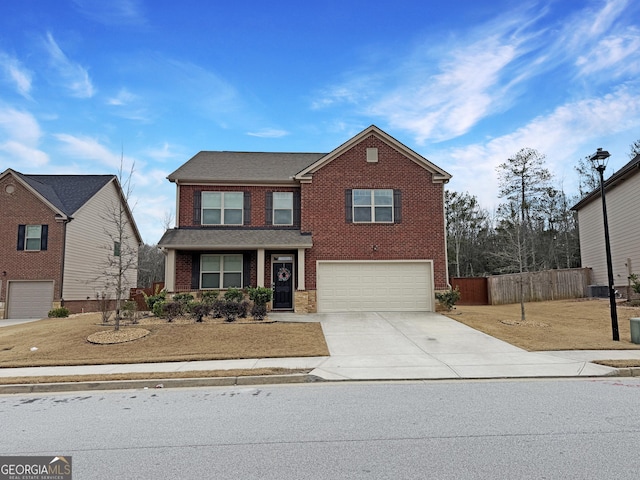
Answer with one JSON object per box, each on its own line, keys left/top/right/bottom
{"left": 72, "top": 0, "right": 146, "bottom": 26}
{"left": 246, "top": 128, "right": 289, "bottom": 138}
{"left": 106, "top": 88, "right": 137, "bottom": 106}
{"left": 0, "top": 52, "right": 33, "bottom": 98}
{"left": 53, "top": 133, "right": 135, "bottom": 171}
{"left": 43, "top": 32, "right": 95, "bottom": 98}
{"left": 0, "top": 108, "right": 48, "bottom": 167}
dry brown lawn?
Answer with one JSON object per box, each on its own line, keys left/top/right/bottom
{"left": 0, "top": 313, "right": 329, "bottom": 369}
{"left": 444, "top": 298, "right": 640, "bottom": 351}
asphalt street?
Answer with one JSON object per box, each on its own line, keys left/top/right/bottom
{"left": 3, "top": 379, "right": 640, "bottom": 479}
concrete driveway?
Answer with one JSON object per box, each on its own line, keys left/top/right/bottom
{"left": 274, "top": 311, "right": 617, "bottom": 380}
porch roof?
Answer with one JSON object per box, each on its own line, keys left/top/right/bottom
{"left": 158, "top": 228, "right": 313, "bottom": 250}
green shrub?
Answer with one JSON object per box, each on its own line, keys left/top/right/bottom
{"left": 201, "top": 290, "right": 219, "bottom": 304}
{"left": 435, "top": 287, "right": 461, "bottom": 311}
{"left": 248, "top": 286, "right": 273, "bottom": 306}
{"left": 152, "top": 300, "right": 167, "bottom": 318}
{"left": 144, "top": 289, "right": 166, "bottom": 311}
{"left": 121, "top": 300, "right": 139, "bottom": 324}
{"left": 172, "top": 292, "right": 194, "bottom": 304}
{"left": 48, "top": 307, "right": 70, "bottom": 318}
{"left": 630, "top": 274, "right": 640, "bottom": 294}
{"left": 224, "top": 287, "right": 244, "bottom": 303}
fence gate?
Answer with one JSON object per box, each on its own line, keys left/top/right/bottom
{"left": 450, "top": 277, "right": 489, "bottom": 305}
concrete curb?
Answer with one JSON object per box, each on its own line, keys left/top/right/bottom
{"left": 0, "top": 374, "right": 324, "bottom": 395}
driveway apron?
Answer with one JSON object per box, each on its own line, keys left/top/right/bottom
{"left": 303, "top": 312, "right": 616, "bottom": 380}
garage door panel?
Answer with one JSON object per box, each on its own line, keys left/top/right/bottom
{"left": 7, "top": 281, "right": 54, "bottom": 319}
{"left": 317, "top": 261, "right": 432, "bottom": 313}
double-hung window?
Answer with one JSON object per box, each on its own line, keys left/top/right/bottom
{"left": 202, "top": 192, "right": 243, "bottom": 225}
{"left": 201, "top": 255, "right": 242, "bottom": 289}
{"left": 353, "top": 189, "right": 393, "bottom": 223}
{"left": 17, "top": 224, "right": 48, "bottom": 251}
{"left": 272, "top": 192, "right": 293, "bottom": 225}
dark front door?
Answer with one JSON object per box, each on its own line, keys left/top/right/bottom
{"left": 273, "top": 261, "right": 293, "bottom": 309}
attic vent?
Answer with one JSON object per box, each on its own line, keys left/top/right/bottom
{"left": 366, "top": 148, "right": 378, "bottom": 163}
{"left": 5, "top": 184, "right": 15, "bottom": 194}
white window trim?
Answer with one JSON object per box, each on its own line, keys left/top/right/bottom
{"left": 352, "top": 189, "right": 394, "bottom": 223}
{"left": 200, "top": 254, "right": 243, "bottom": 289}
{"left": 25, "top": 225, "right": 42, "bottom": 251}
{"left": 272, "top": 192, "right": 293, "bottom": 226}
{"left": 201, "top": 192, "right": 244, "bottom": 225}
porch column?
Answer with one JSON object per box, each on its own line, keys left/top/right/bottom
{"left": 297, "top": 248, "right": 305, "bottom": 290}
{"left": 164, "top": 249, "right": 176, "bottom": 292}
{"left": 257, "top": 248, "right": 265, "bottom": 287}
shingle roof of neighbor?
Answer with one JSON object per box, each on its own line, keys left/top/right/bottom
{"left": 16, "top": 172, "right": 115, "bottom": 216}
{"left": 167, "top": 152, "right": 326, "bottom": 183}
{"left": 158, "top": 228, "right": 313, "bottom": 249}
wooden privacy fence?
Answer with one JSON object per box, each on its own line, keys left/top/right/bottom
{"left": 129, "top": 282, "right": 165, "bottom": 311}
{"left": 452, "top": 268, "right": 592, "bottom": 306}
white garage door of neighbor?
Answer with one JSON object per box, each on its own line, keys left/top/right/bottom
{"left": 316, "top": 261, "right": 433, "bottom": 312}
{"left": 7, "top": 281, "right": 54, "bottom": 319}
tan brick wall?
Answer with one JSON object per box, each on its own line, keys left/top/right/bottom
{"left": 0, "top": 174, "right": 65, "bottom": 304}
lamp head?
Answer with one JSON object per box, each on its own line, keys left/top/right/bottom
{"left": 588, "top": 147, "right": 611, "bottom": 172}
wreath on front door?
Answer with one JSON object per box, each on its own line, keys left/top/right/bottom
{"left": 277, "top": 266, "right": 291, "bottom": 282}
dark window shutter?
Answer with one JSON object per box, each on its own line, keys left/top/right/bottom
{"left": 41, "top": 224, "right": 48, "bottom": 251}
{"left": 293, "top": 191, "right": 301, "bottom": 227}
{"left": 191, "top": 253, "right": 200, "bottom": 290}
{"left": 17, "top": 225, "right": 25, "bottom": 251}
{"left": 193, "top": 190, "right": 202, "bottom": 225}
{"left": 243, "top": 254, "right": 251, "bottom": 288}
{"left": 393, "top": 189, "right": 402, "bottom": 224}
{"left": 265, "top": 192, "right": 273, "bottom": 225}
{"left": 243, "top": 192, "right": 251, "bottom": 225}
{"left": 345, "top": 189, "right": 353, "bottom": 222}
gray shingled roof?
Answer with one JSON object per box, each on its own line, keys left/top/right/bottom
{"left": 16, "top": 172, "right": 115, "bottom": 216}
{"left": 167, "top": 152, "right": 326, "bottom": 183}
{"left": 158, "top": 228, "right": 313, "bottom": 249}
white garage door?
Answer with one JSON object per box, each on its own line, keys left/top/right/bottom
{"left": 7, "top": 281, "right": 54, "bottom": 319}
{"left": 316, "top": 261, "right": 433, "bottom": 312}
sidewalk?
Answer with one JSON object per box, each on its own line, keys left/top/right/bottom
{"left": 2, "top": 312, "right": 640, "bottom": 393}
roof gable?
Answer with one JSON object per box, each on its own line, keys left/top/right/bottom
{"left": 294, "top": 125, "right": 451, "bottom": 183}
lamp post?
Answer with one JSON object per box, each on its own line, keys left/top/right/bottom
{"left": 588, "top": 148, "right": 619, "bottom": 341}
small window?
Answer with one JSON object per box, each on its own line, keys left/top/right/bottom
{"left": 273, "top": 192, "right": 293, "bottom": 225}
{"left": 353, "top": 189, "right": 393, "bottom": 223}
{"left": 201, "top": 254, "right": 243, "bottom": 289}
{"left": 25, "top": 225, "right": 43, "bottom": 251}
{"left": 202, "top": 192, "right": 243, "bottom": 225}
{"left": 114, "top": 241, "right": 121, "bottom": 257}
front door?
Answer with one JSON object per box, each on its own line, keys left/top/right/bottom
{"left": 272, "top": 260, "right": 294, "bottom": 309}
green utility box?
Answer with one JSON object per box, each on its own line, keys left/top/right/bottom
{"left": 631, "top": 318, "right": 640, "bottom": 344}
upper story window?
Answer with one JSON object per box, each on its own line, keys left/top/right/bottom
{"left": 17, "top": 224, "right": 48, "bottom": 251}
{"left": 353, "top": 189, "right": 394, "bottom": 223}
{"left": 202, "top": 192, "right": 243, "bottom": 225}
{"left": 273, "top": 192, "right": 293, "bottom": 225}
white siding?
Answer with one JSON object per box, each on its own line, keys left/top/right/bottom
{"left": 578, "top": 172, "right": 640, "bottom": 287}
{"left": 62, "top": 181, "right": 139, "bottom": 301}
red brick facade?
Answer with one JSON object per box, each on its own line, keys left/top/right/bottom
{"left": 0, "top": 173, "right": 65, "bottom": 304}
{"left": 301, "top": 135, "right": 448, "bottom": 290}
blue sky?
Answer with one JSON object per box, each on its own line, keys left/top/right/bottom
{"left": 1, "top": 0, "right": 639, "bottom": 243}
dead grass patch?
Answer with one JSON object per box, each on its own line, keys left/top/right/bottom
{"left": 0, "top": 313, "right": 329, "bottom": 368}
{"left": 444, "top": 298, "right": 640, "bottom": 351}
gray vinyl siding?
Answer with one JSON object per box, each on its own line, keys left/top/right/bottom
{"left": 577, "top": 172, "right": 640, "bottom": 287}
{"left": 62, "top": 181, "right": 139, "bottom": 300}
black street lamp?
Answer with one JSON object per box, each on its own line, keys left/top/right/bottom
{"left": 588, "top": 148, "right": 619, "bottom": 341}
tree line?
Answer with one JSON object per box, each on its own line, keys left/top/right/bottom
{"left": 446, "top": 140, "right": 640, "bottom": 279}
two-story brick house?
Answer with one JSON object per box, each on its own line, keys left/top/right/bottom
{"left": 158, "top": 125, "right": 451, "bottom": 313}
{"left": 0, "top": 169, "right": 141, "bottom": 319}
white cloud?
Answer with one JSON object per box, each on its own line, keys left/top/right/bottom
{"left": 0, "top": 108, "right": 48, "bottom": 167}
{"left": 441, "top": 84, "right": 640, "bottom": 209}
{"left": 246, "top": 128, "right": 289, "bottom": 138}
{"left": 72, "top": 0, "right": 146, "bottom": 26}
{"left": 43, "top": 32, "right": 95, "bottom": 98}
{"left": 107, "top": 88, "right": 137, "bottom": 106}
{"left": 0, "top": 52, "right": 33, "bottom": 98}
{"left": 53, "top": 133, "right": 135, "bottom": 171}
{"left": 576, "top": 29, "right": 640, "bottom": 77}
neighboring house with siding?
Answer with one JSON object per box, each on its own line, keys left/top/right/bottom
{"left": 572, "top": 154, "right": 640, "bottom": 295}
{"left": 0, "top": 169, "right": 142, "bottom": 319}
{"left": 158, "top": 125, "right": 451, "bottom": 313}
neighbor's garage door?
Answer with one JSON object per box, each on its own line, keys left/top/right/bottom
{"left": 7, "top": 281, "right": 54, "bottom": 319}
{"left": 316, "top": 261, "right": 433, "bottom": 312}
